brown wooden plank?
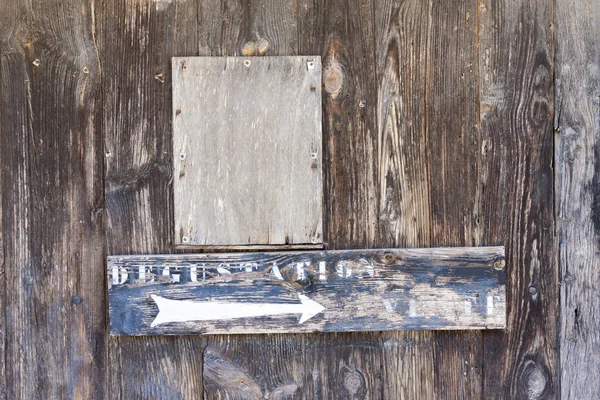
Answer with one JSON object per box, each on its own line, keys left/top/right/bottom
{"left": 172, "top": 56, "right": 323, "bottom": 249}
{"left": 0, "top": 4, "right": 8, "bottom": 398}
{"left": 204, "top": 334, "right": 305, "bottom": 399}
{"left": 374, "top": 0, "right": 437, "bottom": 397}
{"left": 478, "top": 0, "right": 558, "bottom": 397}
{"left": 0, "top": 0, "right": 106, "bottom": 398}
{"left": 425, "top": 0, "right": 484, "bottom": 398}
{"left": 108, "top": 247, "right": 506, "bottom": 335}
{"left": 196, "top": 2, "right": 307, "bottom": 398}
{"left": 298, "top": 0, "right": 387, "bottom": 397}
{"left": 97, "top": 0, "right": 205, "bottom": 398}
{"left": 305, "top": 332, "right": 383, "bottom": 399}
{"left": 555, "top": 0, "right": 600, "bottom": 398}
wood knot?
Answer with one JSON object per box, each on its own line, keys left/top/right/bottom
{"left": 242, "top": 38, "right": 269, "bottom": 56}
{"left": 343, "top": 371, "right": 363, "bottom": 395}
{"left": 323, "top": 61, "right": 343, "bottom": 98}
{"left": 518, "top": 360, "right": 550, "bottom": 399}
{"left": 384, "top": 253, "right": 397, "bottom": 264}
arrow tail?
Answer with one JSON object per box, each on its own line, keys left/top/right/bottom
{"left": 150, "top": 294, "right": 325, "bottom": 327}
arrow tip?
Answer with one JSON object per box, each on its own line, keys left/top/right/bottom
{"left": 298, "top": 294, "right": 325, "bottom": 324}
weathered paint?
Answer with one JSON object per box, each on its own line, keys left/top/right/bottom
{"left": 108, "top": 246, "right": 507, "bottom": 335}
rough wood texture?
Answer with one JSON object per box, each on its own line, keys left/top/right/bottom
{"left": 426, "top": 1, "right": 485, "bottom": 398}
{"left": 172, "top": 56, "right": 323, "bottom": 249}
{"left": 204, "top": 334, "right": 305, "bottom": 399}
{"left": 97, "top": 0, "right": 205, "bottom": 397}
{"left": 374, "top": 1, "right": 437, "bottom": 397}
{"left": 108, "top": 247, "right": 506, "bottom": 335}
{"left": 298, "top": 1, "right": 392, "bottom": 397}
{"left": 0, "top": 0, "right": 105, "bottom": 398}
{"left": 555, "top": 0, "right": 600, "bottom": 398}
{"left": 479, "top": 0, "right": 558, "bottom": 397}
{"left": 0, "top": 0, "right": 578, "bottom": 397}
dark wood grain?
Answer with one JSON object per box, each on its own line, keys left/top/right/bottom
{"left": 425, "top": 1, "right": 484, "bottom": 398}
{"left": 479, "top": 0, "right": 558, "bottom": 397}
{"left": 555, "top": 0, "right": 600, "bottom": 398}
{"left": 305, "top": 332, "right": 383, "bottom": 399}
{"left": 0, "top": 0, "right": 105, "bottom": 398}
{"left": 298, "top": 0, "right": 390, "bottom": 397}
{"left": 108, "top": 247, "right": 506, "bottom": 335}
{"left": 97, "top": 0, "right": 205, "bottom": 398}
{"left": 0, "top": 4, "right": 7, "bottom": 398}
{"left": 204, "top": 334, "right": 305, "bottom": 399}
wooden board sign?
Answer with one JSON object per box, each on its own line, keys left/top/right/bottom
{"left": 108, "top": 247, "right": 506, "bottom": 335}
{"left": 172, "top": 56, "right": 323, "bottom": 250}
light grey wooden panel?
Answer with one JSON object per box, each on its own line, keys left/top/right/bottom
{"left": 108, "top": 246, "right": 506, "bottom": 335}
{"left": 555, "top": 0, "right": 600, "bottom": 398}
{"left": 172, "top": 56, "right": 323, "bottom": 248}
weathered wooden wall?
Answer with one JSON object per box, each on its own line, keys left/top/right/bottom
{"left": 0, "top": 0, "right": 596, "bottom": 398}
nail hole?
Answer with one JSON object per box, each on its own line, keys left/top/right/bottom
{"left": 179, "top": 153, "right": 186, "bottom": 160}
{"left": 244, "top": 60, "right": 251, "bottom": 67}
{"left": 182, "top": 236, "right": 189, "bottom": 243}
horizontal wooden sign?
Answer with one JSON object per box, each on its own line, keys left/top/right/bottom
{"left": 107, "top": 247, "right": 506, "bottom": 335}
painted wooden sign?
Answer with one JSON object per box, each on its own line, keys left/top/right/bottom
{"left": 172, "top": 56, "right": 323, "bottom": 250}
{"left": 108, "top": 246, "right": 506, "bottom": 335}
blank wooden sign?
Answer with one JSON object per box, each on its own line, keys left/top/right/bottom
{"left": 108, "top": 246, "right": 506, "bottom": 335}
{"left": 172, "top": 56, "right": 323, "bottom": 249}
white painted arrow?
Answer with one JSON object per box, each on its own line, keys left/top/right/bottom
{"left": 150, "top": 294, "right": 325, "bottom": 327}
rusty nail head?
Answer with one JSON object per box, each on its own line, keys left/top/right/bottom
{"left": 493, "top": 260, "right": 505, "bottom": 270}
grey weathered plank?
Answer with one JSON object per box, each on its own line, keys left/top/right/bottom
{"left": 108, "top": 247, "right": 506, "bottom": 335}
{"left": 172, "top": 56, "right": 323, "bottom": 249}
{"left": 479, "top": 0, "right": 558, "bottom": 397}
{"left": 0, "top": 0, "right": 105, "bottom": 398}
{"left": 97, "top": 0, "right": 206, "bottom": 398}
{"left": 555, "top": 0, "right": 600, "bottom": 398}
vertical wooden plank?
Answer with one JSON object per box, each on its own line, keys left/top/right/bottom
{"left": 298, "top": 0, "right": 385, "bottom": 398}
{"left": 0, "top": 4, "right": 8, "bottom": 398}
{"left": 197, "top": 1, "right": 308, "bottom": 398}
{"left": 299, "top": 0, "right": 379, "bottom": 249}
{"left": 479, "top": 0, "right": 558, "bottom": 397}
{"left": 0, "top": 0, "right": 105, "bottom": 398}
{"left": 374, "top": 0, "right": 435, "bottom": 397}
{"left": 555, "top": 0, "right": 600, "bottom": 398}
{"left": 97, "top": 0, "right": 204, "bottom": 397}
{"left": 426, "top": 1, "right": 484, "bottom": 398}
